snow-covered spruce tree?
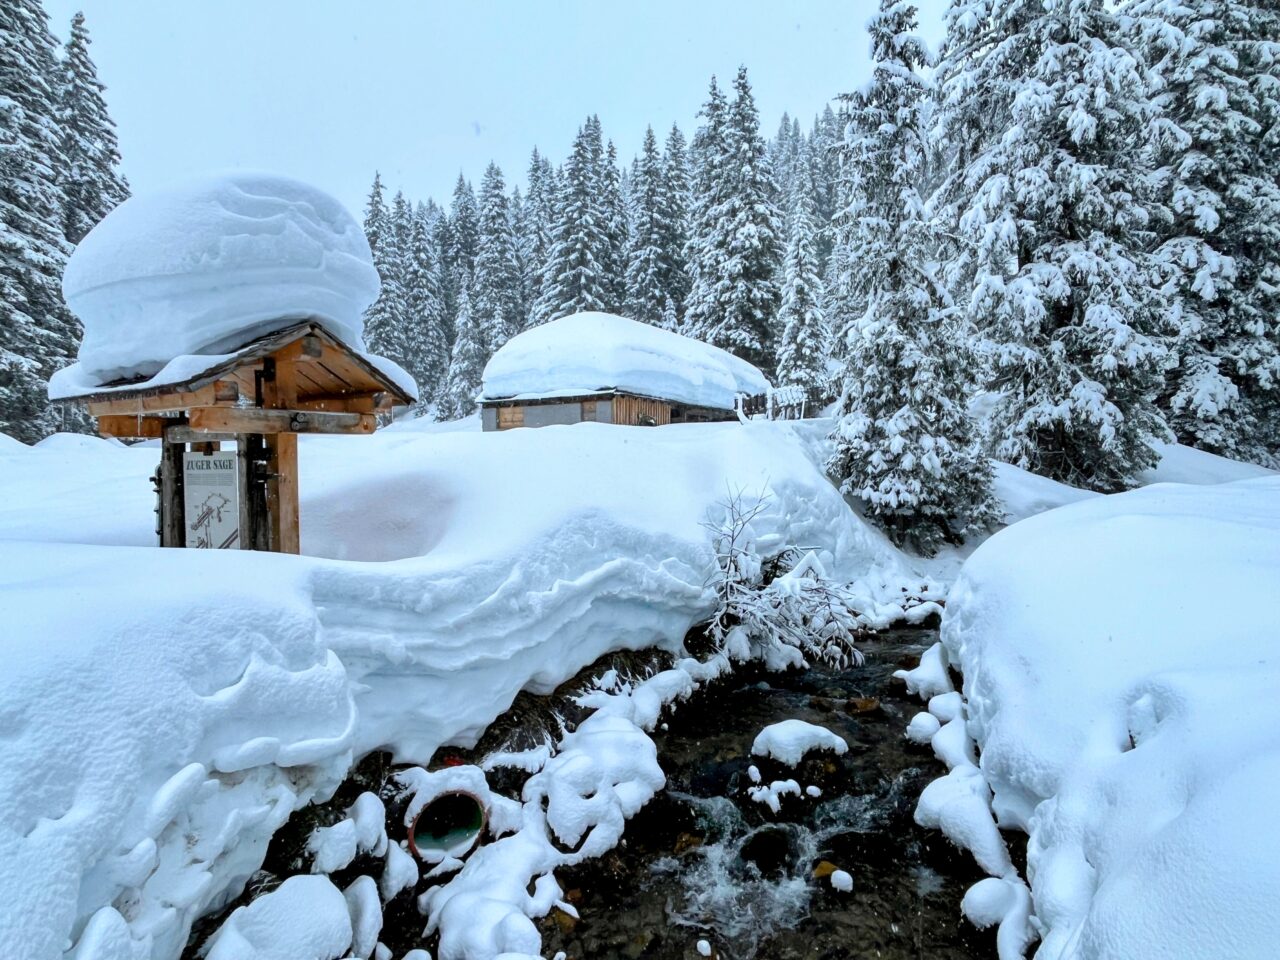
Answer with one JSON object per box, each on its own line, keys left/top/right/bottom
{"left": 685, "top": 69, "right": 784, "bottom": 374}
{"left": 775, "top": 139, "right": 829, "bottom": 394}
{"left": 827, "top": 0, "right": 996, "bottom": 553}
{"left": 430, "top": 210, "right": 457, "bottom": 346}
{"left": 769, "top": 113, "right": 801, "bottom": 229}
{"left": 364, "top": 191, "right": 412, "bottom": 367}
{"left": 1128, "top": 0, "right": 1280, "bottom": 465}
{"left": 519, "top": 148, "right": 558, "bottom": 328}
{"left": 402, "top": 209, "right": 448, "bottom": 408}
{"left": 810, "top": 106, "right": 842, "bottom": 273}
{"left": 473, "top": 162, "right": 522, "bottom": 352}
{"left": 660, "top": 124, "right": 692, "bottom": 320}
{"left": 436, "top": 176, "right": 478, "bottom": 343}
{"left": 601, "top": 137, "right": 628, "bottom": 312}
{"left": 0, "top": 0, "right": 77, "bottom": 441}
{"left": 623, "top": 127, "right": 669, "bottom": 324}
{"left": 0, "top": 354, "right": 61, "bottom": 443}
{"left": 934, "top": 0, "right": 1169, "bottom": 491}
{"left": 508, "top": 185, "right": 530, "bottom": 330}
{"left": 660, "top": 296, "right": 678, "bottom": 332}
{"left": 362, "top": 172, "right": 388, "bottom": 255}
{"left": 436, "top": 286, "right": 485, "bottom": 421}
{"left": 531, "top": 119, "right": 611, "bottom": 323}
{"left": 57, "top": 11, "right": 128, "bottom": 246}
{"left": 446, "top": 174, "right": 479, "bottom": 285}
{"left": 683, "top": 77, "right": 730, "bottom": 343}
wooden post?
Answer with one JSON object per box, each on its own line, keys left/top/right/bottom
{"left": 262, "top": 357, "right": 301, "bottom": 554}
{"left": 159, "top": 440, "right": 185, "bottom": 548}
{"left": 236, "top": 432, "right": 270, "bottom": 551}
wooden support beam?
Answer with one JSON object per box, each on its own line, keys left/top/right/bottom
{"left": 267, "top": 358, "right": 300, "bottom": 554}
{"left": 165, "top": 426, "right": 236, "bottom": 444}
{"left": 186, "top": 406, "right": 375, "bottom": 435}
{"left": 97, "top": 415, "right": 167, "bottom": 439}
{"left": 237, "top": 432, "right": 270, "bottom": 552}
{"left": 268, "top": 433, "right": 299, "bottom": 554}
{"left": 86, "top": 379, "right": 239, "bottom": 418}
{"left": 294, "top": 393, "right": 380, "bottom": 414}
{"left": 159, "top": 441, "right": 185, "bottom": 548}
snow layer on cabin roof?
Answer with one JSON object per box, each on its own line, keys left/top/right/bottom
{"left": 46, "top": 346, "right": 417, "bottom": 403}
{"left": 60, "top": 171, "right": 380, "bottom": 385}
{"left": 479, "top": 312, "right": 771, "bottom": 410}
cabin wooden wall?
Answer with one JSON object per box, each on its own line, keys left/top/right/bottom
{"left": 487, "top": 394, "right": 674, "bottom": 430}
{"left": 613, "top": 394, "right": 671, "bottom": 426}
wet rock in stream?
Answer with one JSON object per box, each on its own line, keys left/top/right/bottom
{"left": 539, "top": 628, "right": 994, "bottom": 960}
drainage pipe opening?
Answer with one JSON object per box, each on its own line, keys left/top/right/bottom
{"left": 408, "top": 791, "right": 488, "bottom": 862}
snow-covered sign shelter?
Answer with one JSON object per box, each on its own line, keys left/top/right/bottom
{"left": 477, "top": 311, "right": 769, "bottom": 430}
{"left": 49, "top": 172, "right": 417, "bottom": 554}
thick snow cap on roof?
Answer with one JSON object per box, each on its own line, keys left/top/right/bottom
{"left": 479, "top": 312, "right": 770, "bottom": 411}
{"left": 61, "top": 171, "right": 380, "bottom": 384}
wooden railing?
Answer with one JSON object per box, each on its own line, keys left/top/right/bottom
{"left": 737, "top": 385, "right": 826, "bottom": 420}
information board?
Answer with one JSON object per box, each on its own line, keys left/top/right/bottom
{"left": 183, "top": 451, "right": 239, "bottom": 548}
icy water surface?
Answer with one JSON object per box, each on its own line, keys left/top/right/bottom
{"left": 538, "top": 628, "right": 994, "bottom": 960}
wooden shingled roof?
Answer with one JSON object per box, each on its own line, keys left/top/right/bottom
{"left": 66, "top": 320, "right": 415, "bottom": 416}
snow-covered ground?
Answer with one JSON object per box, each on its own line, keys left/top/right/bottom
{"left": 0, "top": 416, "right": 927, "bottom": 959}
{"left": 901, "top": 473, "right": 1280, "bottom": 959}
{"left": 0, "top": 412, "right": 1271, "bottom": 959}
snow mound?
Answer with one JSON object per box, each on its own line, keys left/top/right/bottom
{"left": 62, "top": 171, "right": 379, "bottom": 383}
{"left": 205, "top": 875, "right": 352, "bottom": 960}
{"left": 750, "top": 719, "right": 848, "bottom": 766}
{"left": 928, "top": 477, "right": 1280, "bottom": 958}
{"left": 1141, "top": 439, "right": 1276, "bottom": 486}
{"left": 479, "top": 312, "right": 770, "bottom": 410}
{"left": 0, "top": 419, "right": 936, "bottom": 960}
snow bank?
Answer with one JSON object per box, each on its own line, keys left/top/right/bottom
{"left": 1141, "top": 439, "right": 1275, "bottom": 486}
{"left": 919, "top": 477, "right": 1280, "bottom": 958}
{"left": 204, "top": 875, "right": 352, "bottom": 960}
{"left": 750, "top": 719, "right": 848, "bottom": 767}
{"left": 479, "top": 312, "right": 770, "bottom": 410}
{"left": 60, "top": 172, "right": 379, "bottom": 384}
{"left": 0, "top": 419, "right": 928, "bottom": 960}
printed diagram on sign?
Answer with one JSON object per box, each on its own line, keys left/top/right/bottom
{"left": 182, "top": 451, "right": 240, "bottom": 549}
{"left": 189, "top": 492, "right": 236, "bottom": 548}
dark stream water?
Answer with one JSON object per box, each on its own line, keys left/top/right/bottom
{"left": 185, "top": 628, "right": 994, "bottom": 960}
{"left": 536, "top": 628, "right": 993, "bottom": 960}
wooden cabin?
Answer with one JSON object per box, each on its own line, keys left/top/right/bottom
{"left": 56, "top": 320, "right": 415, "bottom": 554}
{"left": 477, "top": 312, "right": 771, "bottom": 431}
{"left": 481, "top": 390, "right": 739, "bottom": 431}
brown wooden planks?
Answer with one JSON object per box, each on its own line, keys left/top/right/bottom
{"left": 97, "top": 414, "right": 167, "bottom": 438}
{"left": 187, "top": 407, "right": 375, "bottom": 435}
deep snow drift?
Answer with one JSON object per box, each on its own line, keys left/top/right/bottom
{"left": 0, "top": 414, "right": 1269, "bottom": 960}
{"left": 0, "top": 418, "right": 926, "bottom": 960}
{"left": 53, "top": 172, "right": 380, "bottom": 387}
{"left": 903, "top": 477, "right": 1280, "bottom": 959}
{"left": 478, "top": 311, "right": 771, "bottom": 410}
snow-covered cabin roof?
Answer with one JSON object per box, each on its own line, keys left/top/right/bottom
{"left": 48, "top": 320, "right": 417, "bottom": 406}
{"left": 479, "top": 312, "right": 770, "bottom": 411}
{"left": 57, "top": 171, "right": 383, "bottom": 388}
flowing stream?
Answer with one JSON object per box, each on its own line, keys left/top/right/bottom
{"left": 536, "top": 628, "right": 993, "bottom": 960}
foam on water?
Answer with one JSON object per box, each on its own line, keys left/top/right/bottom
{"left": 653, "top": 771, "right": 922, "bottom": 959}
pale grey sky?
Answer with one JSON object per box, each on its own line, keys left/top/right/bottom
{"left": 42, "top": 1, "right": 949, "bottom": 216}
